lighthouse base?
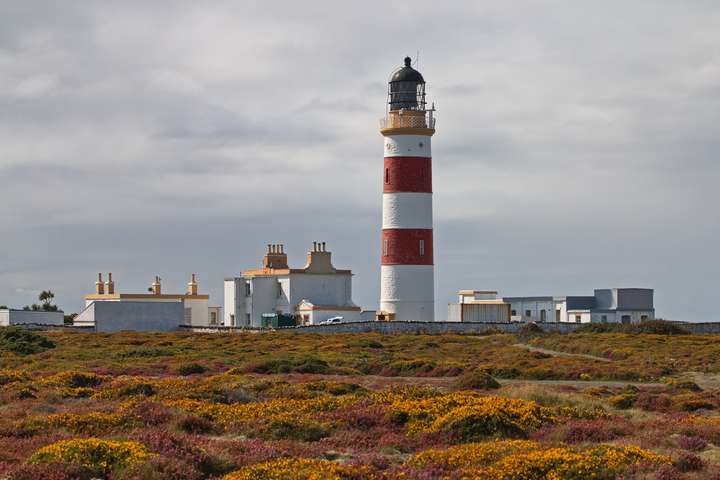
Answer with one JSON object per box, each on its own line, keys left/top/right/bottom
{"left": 380, "top": 265, "right": 434, "bottom": 321}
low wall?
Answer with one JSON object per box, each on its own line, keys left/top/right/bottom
{"left": 184, "top": 320, "right": 720, "bottom": 335}
{"left": 184, "top": 321, "right": 583, "bottom": 335}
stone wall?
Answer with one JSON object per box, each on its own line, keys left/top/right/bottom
{"left": 183, "top": 320, "right": 720, "bottom": 335}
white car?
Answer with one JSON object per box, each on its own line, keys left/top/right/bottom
{"left": 322, "top": 316, "right": 343, "bottom": 324}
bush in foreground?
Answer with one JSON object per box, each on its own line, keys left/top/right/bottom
{"left": 27, "top": 438, "right": 152, "bottom": 476}
{"left": 453, "top": 370, "right": 501, "bottom": 390}
{"left": 0, "top": 327, "right": 55, "bottom": 355}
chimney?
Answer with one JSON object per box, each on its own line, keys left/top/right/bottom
{"left": 105, "top": 272, "right": 115, "bottom": 295}
{"left": 95, "top": 273, "right": 105, "bottom": 295}
{"left": 303, "top": 241, "right": 335, "bottom": 273}
{"left": 151, "top": 276, "right": 161, "bottom": 295}
{"left": 262, "top": 243, "right": 288, "bottom": 269}
{"left": 187, "top": 273, "right": 198, "bottom": 295}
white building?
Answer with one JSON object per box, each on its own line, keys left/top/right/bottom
{"left": 224, "top": 243, "right": 360, "bottom": 327}
{"left": 0, "top": 309, "right": 64, "bottom": 327}
{"left": 74, "top": 273, "right": 221, "bottom": 331}
{"left": 447, "top": 291, "right": 511, "bottom": 322}
{"left": 502, "top": 288, "right": 655, "bottom": 324}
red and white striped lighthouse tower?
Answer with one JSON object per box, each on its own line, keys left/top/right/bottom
{"left": 378, "top": 57, "right": 436, "bottom": 322}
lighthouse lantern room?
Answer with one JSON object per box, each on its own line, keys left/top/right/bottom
{"left": 378, "top": 57, "right": 436, "bottom": 322}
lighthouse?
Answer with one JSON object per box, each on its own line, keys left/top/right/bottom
{"left": 378, "top": 57, "right": 436, "bottom": 322}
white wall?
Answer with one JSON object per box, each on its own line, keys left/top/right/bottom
{"left": 223, "top": 279, "right": 238, "bottom": 326}
{"left": 0, "top": 309, "right": 64, "bottom": 326}
{"left": 507, "top": 299, "right": 555, "bottom": 323}
{"left": 184, "top": 298, "right": 209, "bottom": 326}
{"left": 567, "top": 310, "right": 592, "bottom": 323}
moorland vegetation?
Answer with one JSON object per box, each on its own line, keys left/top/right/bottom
{"left": 0, "top": 326, "right": 719, "bottom": 479}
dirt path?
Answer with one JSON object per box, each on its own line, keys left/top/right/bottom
{"left": 513, "top": 343, "right": 612, "bottom": 362}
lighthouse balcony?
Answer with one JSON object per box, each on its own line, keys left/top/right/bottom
{"left": 380, "top": 109, "right": 436, "bottom": 135}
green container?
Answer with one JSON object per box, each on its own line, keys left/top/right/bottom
{"left": 261, "top": 313, "right": 296, "bottom": 328}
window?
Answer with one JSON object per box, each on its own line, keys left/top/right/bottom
{"left": 511, "top": 310, "right": 517, "bottom": 316}
{"left": 525, "top": 310, "right": 531, "bottom": 318}
{"left": 575, "top": 315, "right": 581, "bottom": 323}
{"left": 245, "top": 282, "right": 251, "bottom": 296}
{"left": 245, "top": 313, "right": 250, "bottom": 325}
{"left": 540, "top": 310, "right": 546, "bottom": 322}
{"left": 419, "top": 239, "right": 425, "bottom": 256}
{"left": 276, "top": 282, "right": 283, "bottom": 298}
{"left": 383, "top": 239, "right": 388, "bottom": 256}
{"left": 385, "top": 168, "right": 389, "bottom": 183}
{"left": 210, "top": 312, "right": 217, "bottom": 325}
{"left": 640, "top": 315, "right": 648, "bottom": 321}
{"left": 230, "top": 314, "right": 235, "bottom": 326}
{"left": 184, "top": 308, "right": 192, "bottom": 324}
{"left": 621, "top": 315, "right": 631, "bottom": 325}
{"left": 555, "top": 310, "right": 561, "bottom": 322}
{"left": 601, "top": 315, "right": 608, "bottom": 323}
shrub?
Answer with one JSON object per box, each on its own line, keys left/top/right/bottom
{"left": 676, "top": 435, "right": 707, "bottom": 452}
{"left": 515, "top": 323, "right": 545, "bottom": 341}
{"left": 558, "top": 419, "right": 629, "bottom": 443}
{"left": 635, "top": 392, "right": 673, "bottom": 412}
{"left": 453, "top": 370, "right": 501, "bottom": 390}
{"left": 625, "top": 321, "right": 689, "bottom": 335}
{"left": 177, "top": 415, "right": 216, "bottom": 434}
{"left": 244, "top": 355, "right": 330, "bottom": 374}
{"left": 260, "top": 418, "right": 329, "bottom": 442}
{"left": 27, "top": 438, "right": 152, "bottom": 475}
{"left": 574, "top": 320, "right": 689, "bottom": 335}
{"left": 177, "top": 363, "right": 208, "bottom": 376}
{"left": 608, "top": 394, "right": 636, "bottom": 409}
{"left": 129, "top": 401, "right": 173, "bottom": 426}
{"left": 222, "top": 386, "right": 256, "bottom": 404}
{"left": 45, "top": 371, "right": 105, "bottom": 388}
{"left": 480, "top": 444, "right": 670, "bottom": 479}
{"left": 10, "top": 461, "right": 94, "bottom": 480}
{"left": 112, "top": 456, "right": 203, "bottom": 480}
{"left": 0, "top": 370, "right": 27, "bottom": 386}
{"left": 0, "top": 327, "right": 55, "bottom": 355}
{"left": 222, "top": 458, "right": 366, "bottom": 480}
{"left": 119, "top": 382, "right": 157, "bottom": 397}
{"left": 674, "top": 452, "right": 704, "bottom": 472}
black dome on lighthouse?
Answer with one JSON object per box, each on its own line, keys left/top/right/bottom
{"left": 390, "top": 56, "right": 425, "bottom": 83}
{"left": 387, "top": 56, "right": 427, "bottom": 111}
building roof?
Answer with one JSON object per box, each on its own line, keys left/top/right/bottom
{"left": 84, "top": 293, "right": 209, "bottom": 301}
{"left": 459, "top": 300, "right": 508, "bottom": 305}
{"left": 241, "top": 268, "right": 352, "bottom": 277}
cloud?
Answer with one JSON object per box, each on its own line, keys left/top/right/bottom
{"left": 0, "top": 1, "right": 718, "bottom": 321}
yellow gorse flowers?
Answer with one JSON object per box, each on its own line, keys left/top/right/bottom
{"left": 28, "top": 438, "right": 152, "bottom": 474}
{"left": 222, "top": 458, "right": 367, "bottom": 480}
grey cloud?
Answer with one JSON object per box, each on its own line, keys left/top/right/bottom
{"left": 0, "top": 1, "right": 718, "bottom": 322}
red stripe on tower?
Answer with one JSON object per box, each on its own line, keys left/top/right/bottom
{"left": 383, "top": 156, "right": 432, "bottom": 193}
{"left": 381, "top": 229, "right": 433, "bottom": 265}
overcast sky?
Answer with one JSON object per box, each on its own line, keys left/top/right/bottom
{"left": 1, "top": 1, "right": 718, "bottom": 321}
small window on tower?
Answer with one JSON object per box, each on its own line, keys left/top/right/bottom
{"left": 385, "top": 168, "right": 389, "bottom": 184}
{"left": 419, "top": 239, "right": 425, "bottom": 256}
{"left": 383, "top": 239, "right": 388, "bottom": 256}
